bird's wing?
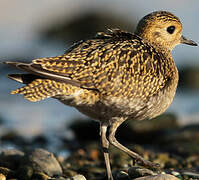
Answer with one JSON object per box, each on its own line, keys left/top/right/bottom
{"left": 30, "top": 30, "right": 150, "bottom": 89}
{"left": 6, "top": 29, "right": 165, "bottom": 95}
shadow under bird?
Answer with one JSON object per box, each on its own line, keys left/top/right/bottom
{"left": 4, "top": 11, "right": 197, "bottom": 180}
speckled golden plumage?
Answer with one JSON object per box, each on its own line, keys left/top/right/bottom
{"left": 5, "top": 11, "right": 197, "bottom": 180}
{"left": 9, "top": 29, "right": 175, "bottom": 102}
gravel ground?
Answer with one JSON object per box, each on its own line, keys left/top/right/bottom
{"left": 0, "top": 113, "right": 199, "bottom": 180}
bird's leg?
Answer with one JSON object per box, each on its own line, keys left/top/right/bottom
{"left": 108, "top": 122, "right": 160, "bottom": 169}
{"left": 100, "top": 123, "right": 114, "bottom": 180}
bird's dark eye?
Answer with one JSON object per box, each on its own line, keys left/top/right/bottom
{"left": 167, "top": 26, "right": 175, "bottom": 34}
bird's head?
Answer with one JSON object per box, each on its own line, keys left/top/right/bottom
{"left": 135, "top": 11, "right": 197, "bottom": 51}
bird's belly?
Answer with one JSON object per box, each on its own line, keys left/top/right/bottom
{"left": 71, "top": 89, "right": 176, "bottom": 123}
{"left": 144, "top": 87, "right": 177, "bottom": 119}
{"left": 99, "top": 89, "right": 176, "bottom": 121}
{"left": 58, "top": 79, "right": 177, "bottom": 122}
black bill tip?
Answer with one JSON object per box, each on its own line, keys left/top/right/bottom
{"left": 181, "top": 36, "right": 198, "bottom": 46}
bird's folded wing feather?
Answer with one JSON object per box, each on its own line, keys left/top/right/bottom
{"left": 6, "top": 29, "right": 163, "bottom": 95}
{"left": 31, "top": 30, "right": 156, "bottom": 92}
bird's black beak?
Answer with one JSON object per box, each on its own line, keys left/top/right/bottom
{"left": 181, "top": 36, "right": 198, "bottom": 46}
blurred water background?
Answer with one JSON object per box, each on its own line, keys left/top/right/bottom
{"left": 0, "top": 0, "right": 199, "bottom": 137}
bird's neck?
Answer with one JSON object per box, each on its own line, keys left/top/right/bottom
{"left": 135, "top": 32, "right": 172, "bottom": 55}
{"left": 142, "top": 37, "right": 172, "bottom": 56}
{"left": 153, "top": 43, "right": 171, "bottom": 56}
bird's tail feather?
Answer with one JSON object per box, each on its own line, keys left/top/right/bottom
{"left": 8, "top": 74, "right": 42, "bottom": 84}
{"left": 4, "top": 61, "right": 80, "bottom": 87}
{"left": 11, "top": 79, "right": 71, "bottom": 102}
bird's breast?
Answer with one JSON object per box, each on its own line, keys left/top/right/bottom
{"left": 100, "top": 65, "right": 179, "bottom": 121}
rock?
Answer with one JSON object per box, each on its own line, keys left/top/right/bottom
{"left": 68, "top": 174, "right": 87, "bottom": 180}
{"left": 19, "top": 148, "right": 62, "bottom": 177}
{"left": 0, "top": 149, "right": 24, "bottom": 169}
{"left": 170, "top": 171, "right": 180, "bottom": 176}
{"left": 0, "top": 131, "right": 29, "bottom": 147}
{"left": 0, "top": 167, "right": 10, "bottom": 175}
{"left": 134, "top": 174, "right": 179, "bottom": 180}
{"left": 128, "top": 166, "right": 156, "bottom": 178}
{"left": 0, "top": 174, "right": 6, "bottom": 180}
{"left": 181, "top": 170, "right": 199, "bottom": 179}
{"left": 113, "top": 170, "right": 130, "bottom": 180}
{"left": 64, "top": 169, "right": 78, "bottom": 178}
{"left": 0, "top": 167, "right": 14, "bottom": 178}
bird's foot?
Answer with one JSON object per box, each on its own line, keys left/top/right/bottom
{"left": 134, "top": 157, "right": 160, "bottom": 170}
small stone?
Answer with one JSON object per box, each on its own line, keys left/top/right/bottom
{"left": 0, "top": 149, "right": 24, "bottom": 169}
{"left": 69, "top": 174, "right": 87, "bottom": 180}
{"left": 181, "top": 171, "right": 199, "bottom": 178}
{"left": 21, "top": 148, "right": 62, "bottom": 177}
{"left": 0, "top": 174, "right": 6, "bottom": 180}
{"left": 89, "top": 149, "right": 100, "bottom": 161}
{"left": 128, "top": 166, "right": 156, "bottom": 178}
{"left": 134, "top": 174, "right": 179, "bottom": 180}
{"left": 0, "top": 149, "right": 24, "bottom": 157}
{"left": 171, "top": 171, "right": 180, "bottom": 176}
{"left": 113, "top": 170, "right": 130, "bottom": 180}
{"left": 64, "top": 169, "right": 77, "bottom": 177}
{"left": 0, "top": 167, "right": 15, "bottom": 177}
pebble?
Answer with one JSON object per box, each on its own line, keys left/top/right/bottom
{"left": 1, "top": 116, "right": 199, "bottom": 179}
{"left": 21, "top": 148, "right": 63, "bottom": 177}
{"left": 113, "top": 170, "right": 130, "bottom": 180}
{"left": 0, "top": 174, "right": 6, "bottom": 180}
{"left": 171, "top": 171, "right": 180, "bottom": 176}
{"left": 134, "top": 174, "right": 179, "bottom": 180}
{"left": 67, "top": 174, "right": 87, "bottom": 180}
{"left": 181, "top": 170, "right": 199, "bottom": 178}
{"left": 0, "top": 167, "right": 14, "bottom": 177}
{"left": 0, "top": 149, "right": 24, "bottom": 169}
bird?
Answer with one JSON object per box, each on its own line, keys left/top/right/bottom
{"left": 4, "top": 11, "right": 197, "bottom": 180}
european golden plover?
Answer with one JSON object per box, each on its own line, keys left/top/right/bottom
{"left": 4, "top": 11, "right": 197, "bottom": 180}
